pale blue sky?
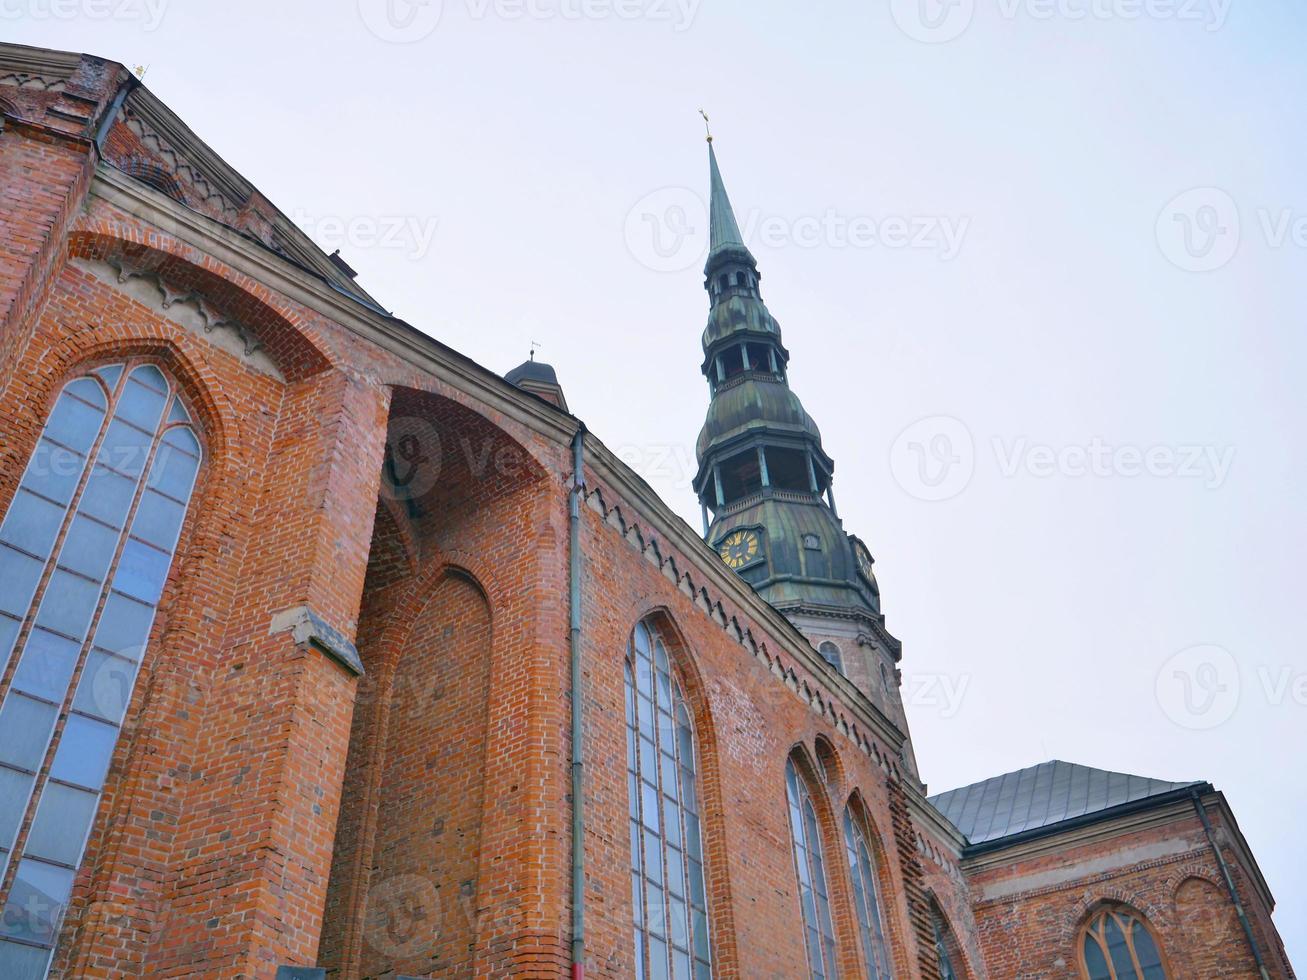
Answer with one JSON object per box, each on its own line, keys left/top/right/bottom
{"left": 8, "top": 0, "right": 1304, "bottom": 964}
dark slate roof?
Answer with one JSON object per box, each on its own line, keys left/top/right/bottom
{"left": 505, "top": 360, "right": 559, "bottom": 386}
{"left": 928, "top": 760, "right": 1204, "bottom": 846}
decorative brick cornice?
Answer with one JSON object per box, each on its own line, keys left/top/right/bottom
{"left": 579, "top": 469, "right": 910, "bottom": 777}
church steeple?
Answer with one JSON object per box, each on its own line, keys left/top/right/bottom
{"left": 692, "top": 139, "right": 880, "bottom": 623}
{"left": 691, "top": 135, "right": 913, "bottom": 773}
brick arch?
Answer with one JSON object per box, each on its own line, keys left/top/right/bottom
{"left": 784, "top": 743, "right": 865, "bottom": 980}
{"left": 323, "top": 560, "right": 498, "bottom": 978}
{"left": 113, "top": 156, "right": 189, "bottom": 206}
{"left": 814, "top": 733, "right": 844, "bottom": 791}
{"left": 1172, "top": 875, "right": 1248, "bottom": 977}
{"left": 66, "top": 226, "right": 334, "bottom": 382}
{"left": 923, "top": 890, "right": 979, "bottom": 980}
{"left": 1063, "top": 890, "right": 1173, "bottom": 947}
{"left": 626, "top": 605, "right": 740, "bottom": 977}
{"left": 844, "top": 788, "right": 909, "bottom": 979}
{"left": 7, "top": 342, "right": 250, "bottom": 978}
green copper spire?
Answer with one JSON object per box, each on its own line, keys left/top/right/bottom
{"left": 707, "top": 143, "right": 752, "bottom": 269}
{"left": 692, "top": 138, "right": 881, "bottom": 624}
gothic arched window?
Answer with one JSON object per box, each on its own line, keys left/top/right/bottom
{"left": 843, "top": 805, "right": 892, "bottom": 979}
{"left": 931, "top": 903, "right": 959, "bottom": 980}
{"left": 625, "top": 620, "right": 711, "bottom": 980}
{"left": 0, "top": 363, "right": 202, "bottom": 978}
{"left": 785, "top": 755, "right": 839, "bottom": 979}
{"left": 1079, "top": 905, "right": 1167, "bottom": 980}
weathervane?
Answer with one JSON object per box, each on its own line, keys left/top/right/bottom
{"left": 699, "top": 108, "right": 712, "bottom": 143}
{"left": 529, "top": 340, "right": 542, "bottom": 362}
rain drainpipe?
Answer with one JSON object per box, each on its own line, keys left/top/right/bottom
{"left": 1190, "top": 789, "right": 1271, "bottom": 979}
{"left": 569, "top": 425, "right": 587, "bottom": 980}
{"left": 93, "top": 72, "right": 139, "bottom": 155}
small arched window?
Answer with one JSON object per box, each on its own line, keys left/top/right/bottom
{"left": 1079, "top": 905, "right": 1167, "bottom": 980}
{"left": 0, "top": 363, "right": 201, "bottom": 978}
{"left": 625, "top": 620, "right": 711, "bottom": 980}
{"left": 818, "top": 642, "right": 843, "bottom": 676}
{"left": 843, "top": 805, "right": 892, "bottom": 979}
{"left": 785, "top": 756, "right": 839, "bottom": 979}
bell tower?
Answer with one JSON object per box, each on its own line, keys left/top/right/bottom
{"left": 692, "top": 137, "right": 916, "bottom": 773}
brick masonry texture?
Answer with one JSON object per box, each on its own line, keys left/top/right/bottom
{"left": 0, "top": 47, "right": 1294, "bottom": 980}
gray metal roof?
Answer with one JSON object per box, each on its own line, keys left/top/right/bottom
{"left": 928, "top": 760, "right": 1203, "bottom": 846}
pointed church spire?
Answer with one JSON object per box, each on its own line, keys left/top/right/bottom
{"left": 706, "top": 139, "right": 754, "bottom": 271}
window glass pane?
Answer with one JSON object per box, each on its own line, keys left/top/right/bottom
{"left": 34, "top": 570, "right": 101, "bottom": 641}
{"left": 10, "top": 629, "right": 81, "bottom": 703}
{"left": 0, "top": 490, "right": 65, "bottom": 559}
{"left": 0, "top": 767, "right": 35, "bottom": 850}
{"left": 114, "top": 379, "right": 167, "bottom": 432}
{"left": 44, "top": 390, "right": 105, "bottom": 454}
{"left": 1133, "top": 922, "right": 1165, "bottom": 978}
{"left": 0, "top": 938, "right": 52, "bottom": 979}
{"left": 25, "top": 782, "right": 99, "bottom": 866}
{"left": 0, "top": 546, "right": 43, "bottom": 619}
{"left": 130, "top": 491, "right": 186, "bottom": 551}
{"left": 49, "top": 714, "right": 118, "bottom": 790}
{"left": 79, "top": 466, "right": 138, "bottom": 528}
{"left": 1105, "top": 915, "right": 1139, "bottom": 979}
{"left": 112, "top": 539, "right": 170, "bottom": 604}
{"left": 0, "top": 859, "right": 74, "bottom": 945}
{"left": 0, "top": 695, "right": 57, "bottom": 771}
{"left": 92, "top": 593, "right": 154, "bottom": 661}
{"left": 97, "top": 419, "right": 153, "bottom": 479}
{"left": 22, "top": 440, "right": 86, "bottom": 506}
{"left": 149, "top": 430, "right": 200, "bottom": 500}
{"left": 128, "top": 364, "right": 167, "bottom": 393}
{"left": 93, "top": 364, "right": 124, "bottom": 392}
{"left": 1083, "top": 934, "right": 1111, "bottom": 980}
{"left": 167, "top": 398, "right": 190, "bottom": 425}
{"left": 57, "top": 515, "right": 119, "bottom": 582}
{"left": 73, "top": 651, "right": 137, "bottom": 725}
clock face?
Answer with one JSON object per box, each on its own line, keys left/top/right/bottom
{"left": 718, "top": 529, "right": 761, "bottom": 570}
{"left": 855, "top": 543, "right": 874, "bottom": 582}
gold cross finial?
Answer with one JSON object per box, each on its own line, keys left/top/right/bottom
{"left": 699, "top": 108, "right": 712, "bottom": 143}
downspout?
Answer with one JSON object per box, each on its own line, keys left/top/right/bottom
{"left": 1191, "top": 789, "right": 1271, "bottom": 979}
{"left": 569, "top": 425, "right": 587, "bottom": 980}
{"left": 93, "top": 71, "right": 139, "bottom": 156}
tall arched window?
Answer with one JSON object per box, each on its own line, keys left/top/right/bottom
{"left": 0, "top": 363, "right": 201, "bottom": 977}
{"left": 785, "top": 755, "right": 839, "bottom": 979}
{"left": 931, "top": 903, "right": 959, "bottom": 980}
{"left": 625, "top": 620, "right": 711, "bottom": 980}
{"left": 842, "top": 805, "right": 892, "bottom": 979}
{"left": 818, "top": 642, "right": 843, "bottom": 676}
{"left": 1079, "top": 905, "right": 1167, "bottom": 980}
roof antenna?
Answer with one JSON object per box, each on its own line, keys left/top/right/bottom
{"left": 699, "top": 108, "right": 712, "bottom": 143}
{"left": 530, "top": 340, "right": 542, "bottom": 362}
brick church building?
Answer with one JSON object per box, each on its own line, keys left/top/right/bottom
{"left": 0, "top": 42, "right": 1294, "bottom": 979}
